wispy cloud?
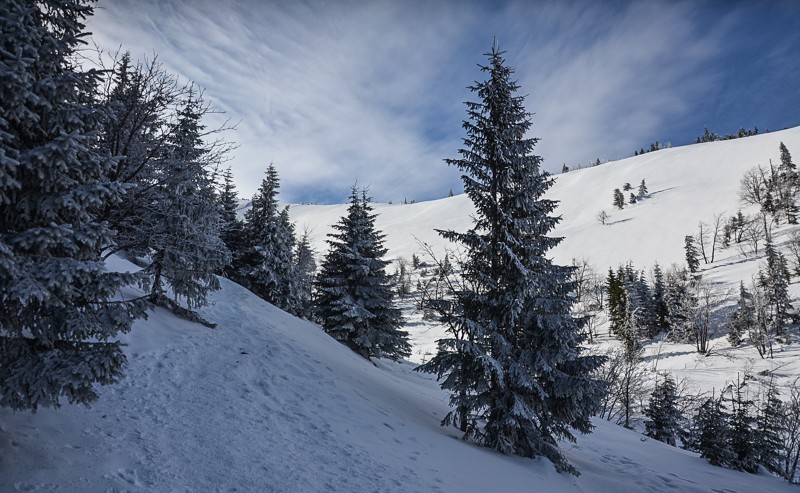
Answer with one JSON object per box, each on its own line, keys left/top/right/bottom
{"left": 88, "top": 0, "right": 785, "bottom": 203}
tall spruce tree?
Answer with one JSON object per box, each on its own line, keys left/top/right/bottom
{"left": 0, "top": 0, "right": 145, "bottom": 410}
{"left": 684, "top": 235, "right": 700, "bottom": 273}
{"left": 689, "top": 394, "right": 733, "bottom": 467}
{"left": 218, "top": 167, "right": 244, "bottom": 277}
{"left": 758, "top": 239, "right": 791, "bottom": 341}
{"left": 728, "top": 281, "right": 753, "bottom": 347}
{"left": 143, "top": 94, "right": 230, "bottom": 309}
{"left": 294, "top": 230, "right": 317, "bottom": 319}
{"left": 239, "top": 164, "right": 298, "bottom": 312}
{"left": 416, "top": 43, "right": 605, "bottom": 475}
{"left": 756, "top": 378, "right": 785, "bottom": 475}
{"left": 314, "top": 188, "right": 409, "bottom": 360}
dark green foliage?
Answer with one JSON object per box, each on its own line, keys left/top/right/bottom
{"left": 314, "top": 189, "right": 409, "bottom": 360}
{"left": 612, "top": 188, "right": 625, "bottom": 209}
{"left": 728, "top": 382, "right": 759, "bottom": 473}
{"left": 0, "top": 0, "right": 145, "bottom": 410}
{"left": 684, "top": 236, "right": 700, "bottom": 273}
{"left": 689, "top": 395, "right": 733, "bottom": 467}
{"left": 644, "top": 374, "right": 682, "bottom": 446}
{"left": 416, "top": 43, "right": 605, "bottom": 476}
{"left": 758, "top": 240, "right": 791, "bottom": 340}
{"left": 728, "top": 282, "right": 753, "bottom": 347}
{"left": 756, "top": 378, "right": 785, "bottom": 475}
{"left": 638, "top": 179, "right": 648, "bottom": 197}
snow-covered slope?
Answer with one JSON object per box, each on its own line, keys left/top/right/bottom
{"left": 0, "top": 259, "right": 794, "bottom": 492}
{"left": 290, "top": 126, "right": 800, "bottom": 271}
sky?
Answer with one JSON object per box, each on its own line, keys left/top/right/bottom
{"left": 87, "top": 0, "right": 800, "bottom": 204}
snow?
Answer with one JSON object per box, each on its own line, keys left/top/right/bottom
{"left": 4, "top": 130, "right": 800, "bottom": 491}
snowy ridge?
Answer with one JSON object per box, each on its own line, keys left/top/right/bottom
{"left": 1, "top": 261, "right": 793, "bottom": 492}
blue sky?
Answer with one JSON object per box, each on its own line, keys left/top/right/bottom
{"left": 88, "top": 0, "right": 800, "bottom": 204}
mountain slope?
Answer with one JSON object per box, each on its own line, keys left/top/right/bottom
{"left": 0, "top": 258, "right": 795, "bottom": 492}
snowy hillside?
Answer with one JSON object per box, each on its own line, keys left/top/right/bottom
{"left": 290, "top": 127, "right": 800, "bottom": 367}
{"left": 290, "top": 126, "right": 800, "bottom": 271}
{"left": 1, "top": 257, "right": 794, "bottom": 492}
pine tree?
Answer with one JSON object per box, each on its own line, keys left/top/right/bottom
{"left": 652, "top": 263, "right": 668, "bottom": 332}
{"left": 143, "top": 94, "right": 230, "bottom": 309}
{"left": 684, "top": 235, "right": 700, "bottom": 273}
{"left": 314, "top": 188, "right": 409, "bottom": 360}
{"left": 239, "top": 164, "right": 298, "bottom": 312}
{"left": 0, "top": 0, "right": 145, "bottom": 410}
{"left": 416, "top": 43, "right": 605, "bottom": 475}
{"left": 644, "top": 374, "right": 682, "bottom": 446}
{"left": 612, "top": 188, "right": 625, "bottom": 209}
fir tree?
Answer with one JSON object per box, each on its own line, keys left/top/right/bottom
{"left": 239, "top": 164, "right": 299, "bottom": 312}
{"left": 218, "top": 167, "right": 244, "bottom": 276}
{"left": 728, "top": 380, "right": 759, "bottom": 473}
{"left": 294, "top": 230, "right": 316, "bottom": 319}
{"left": 756, "top": 378, "right": 785, "bottom": 475}
{"left": 728, "top": 281, "right": 753, "bottom": 347}
{"left": 612, "top": 188, "right": 625, "bottom": 209}
{"left": 651, "top": 263, "right": 668, "bottom": 332}
{"left": 143, "top": 94, "right": 230, "bottom": 309}
{"left": 638, "top": 179, "right": 648, "bottom": 197}
{"left": 689, "top": 394, "right": 733, "bottom": 467}
{"left": 758, "top": 239, "right": 791, "bottom": 340}
{"left": 416, "top": 43, "right": 605, "bottom": 475}
{"left": 644, "top": 374, "right": 682, "bottom": 446}
{"left": 0, "top": 0, "right": 145, "bottom": 410}
{"left": 684, "top": 235, "right": 700, "bottom": 273}
{"left": 629, "top": 192, "right": 637, "bottom": 205}
{"left": 314, "top": 188, "right": 409, "bottom": 360}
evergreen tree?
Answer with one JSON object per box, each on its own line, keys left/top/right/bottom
{"left": 612, "top": 188, "right": 625, "bottom": 209}
{"left": 689, "top": 394, "right": 733, "bottom": 467}
{"left": 644, "top": 374, "right": 682, "bottom": 446}
{"left": 416, "top": 43, "right": 605, "bottom": 475}
{"left": 294, "top": 230, "right": 317, "bottom": 319}
{"left": 628, "top": 192, "right": 637, "bottom": 205}
{"left": 638, "top": 179, "right": 648, "bottom": 197}
{"left": 652, "top": 263, "right": 668, "bottom": 331}
{"left": 778, "top": 142, "right": 797, "bottom": 224}
{"left": 218, "top": 167, "right": 244, "bottom": 276}
{"left": 758, "top": 240, "right": 791, "bottom": 340}
{"left": 756, "top": 378, "right": 785, "bottom": 475}
{"left": 314, "top": 188, "right": 409, "bottom": 360}
{"left": 143, "top": 94, "right": 230, "bottom": 309}
{"left": 684, "top": 235, "right": 700, "bottom": 273}
{"left": 728, "top": 281, "right": 753, "bottom": 347}
{"left": 0, "top": 0, "right": 145, "bottom": 410}
{"left": 239, "top": 164, "right": 298, "bottom": 312}
{"left": 728, "top": 381, "right": 759, "bottom": 473}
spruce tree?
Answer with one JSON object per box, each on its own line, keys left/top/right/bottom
{"left": 644, "top": 374, "right": 682, "bottom": 446}
{"left": 652, "top": 263, "right": 668, "bottom": 332}
{"left": 416, "top": 43, "right": 605, "bottom": 475}
{"left": 218, "top": 167, "right": 244, "bottom": 277}
{"left": 638, "top": 179, "right": 648, "bottom": 197}
{"left": 143, "top": 94, "right": 230, "bottom": 309}
{"left": 294, "top": 230, "right": 317, "bottom": 319}
{"left": 0, "top": 0, "right": 145, "bottom": 410}
{"left": 613, "top": 188, "right": 625, "bottom": 209}
{"left": 314, "top": 188, "right": 409, "bottom": 360}
{"left": 756, "top": 378, "right": 785, "bottom": 475}
{"left": 239, "top": 164, "right": 298, "bottom": 312}
{"left": 689, "top": 394, "right": 733, "bottom": 467}
{"left": 728, "top": 281, "right": 753, "bottom": 347}
{"left": 728, "top": 381, "right": 759, "bottom": 473}
{"left": 684, "top": 235, "right": 700, "bottom": 273}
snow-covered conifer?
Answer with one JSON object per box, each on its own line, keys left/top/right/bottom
{"left": 684, "top": 235, "right": 700, "bottom": 273}
{"left": 728, "top": 281, "right": 753, "bottom": 347}
{"left": 314, "top": 188, "right": 409, "bottom": 360}
{"left": 644, "top": 374, "right": 682, "bottom": 446}
{"left": 239, "top": 164, "right": 299, "bottom": 312}
{"left": 0, "top": 0, "right": 145, "bottom": 410}
{"left": 416, "top": 43, "right": 605, "bottom": 475}
{"left": 294, "top": 230, "right": 317, "bottom": 319}
{"left": 689, "top": 394, "right": 733, "bottom": 467}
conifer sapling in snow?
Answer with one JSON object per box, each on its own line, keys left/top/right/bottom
{"left": 644, "top": 374, "right": 682, "bottom": 446}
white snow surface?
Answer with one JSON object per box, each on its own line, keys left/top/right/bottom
{"left": 4, "top": 129, "right": 800, "bottom": 491}
{"left": 1, "top": 266, "right": 793, "bottom": 492}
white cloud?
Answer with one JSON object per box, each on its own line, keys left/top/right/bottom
{"left": 89, "top": 0, "right": 736, "bottom": 203}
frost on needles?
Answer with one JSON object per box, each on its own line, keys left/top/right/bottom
{"left": 416, "top": 42, "right": 606, "bottom": 475}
